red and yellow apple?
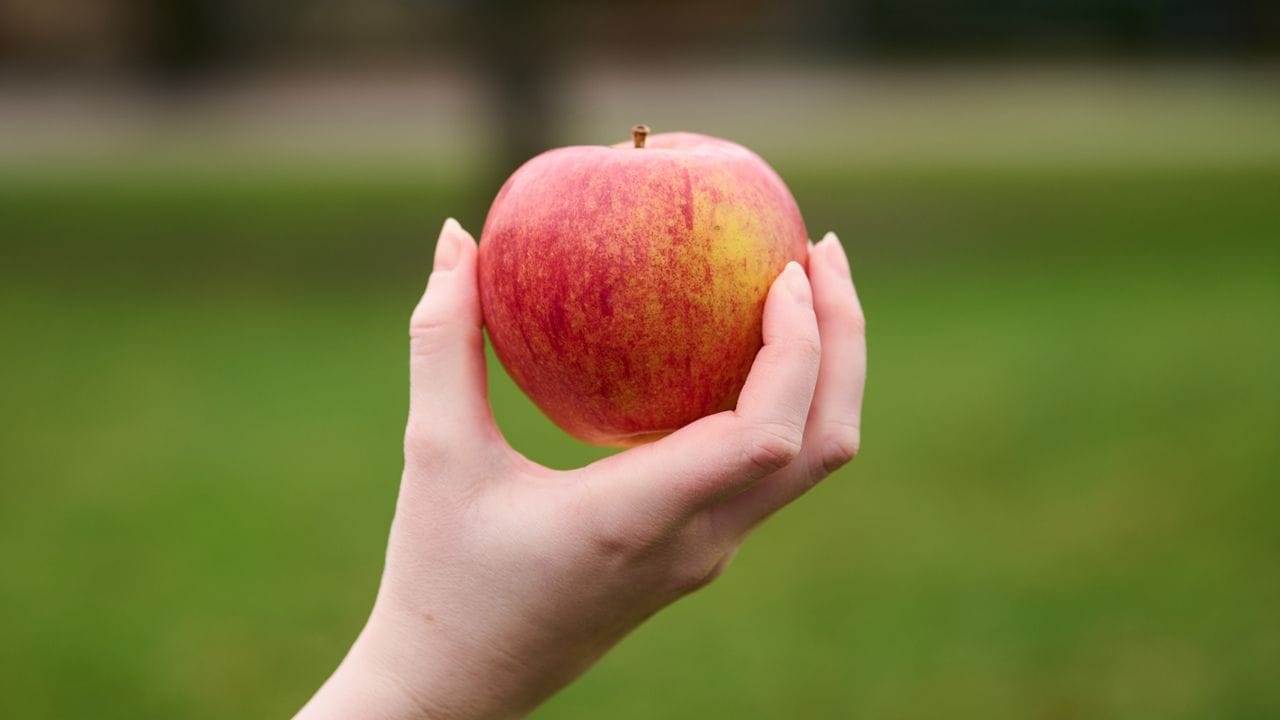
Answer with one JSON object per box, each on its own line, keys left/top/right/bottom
{"left": 477, "top": 127, "right": 808, "bottom": 447}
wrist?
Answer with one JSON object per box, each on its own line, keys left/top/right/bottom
{"left": 294, "top": 616, "right": 433, "bottom": 719}
{"left": 305, "top": 603, "right": 531, "bottom": 720}
{"left": 297, "top": 609, "right": 496, "bottom": 720}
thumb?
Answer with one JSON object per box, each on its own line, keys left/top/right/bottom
{"left": 406, "top": 218, "right": 500, "bottom": 460}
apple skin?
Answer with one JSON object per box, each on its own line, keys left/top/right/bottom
{"left": 477, "top": 132, "right": 808, "bottom": 447}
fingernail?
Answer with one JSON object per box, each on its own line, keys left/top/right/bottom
{"left": 821, "top": 231, "right": 851, "bottom": 279}
{"left": 434, "top": 218, "right": 464, "bottom": 271}
{"left": 783, "top": 261, "right": 812, "bottom": 306}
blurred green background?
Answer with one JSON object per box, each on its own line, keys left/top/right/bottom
{"left": 2, "top": 2, "right": 1279, "bottom": 718}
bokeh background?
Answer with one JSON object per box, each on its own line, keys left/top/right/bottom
{"left": 2, "top": 1, "right": 1278, "bottom": 718}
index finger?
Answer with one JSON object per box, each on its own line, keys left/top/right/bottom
{"left": 711, "top": 232, "right": 866, "bottom": 536}
{"left": 582, "top": 261, "right": 822, "bottom": 530}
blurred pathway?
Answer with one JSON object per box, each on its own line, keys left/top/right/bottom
{"left": 2, "top": 62, "right": 1279, "bottom": 170}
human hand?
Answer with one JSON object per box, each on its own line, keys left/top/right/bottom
{"left": 296, "top": 218, "right": 866, "bottom": 719}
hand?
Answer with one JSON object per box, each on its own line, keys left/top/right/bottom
{"left": 296, "top": 218, "right": 867, "bottom": 719}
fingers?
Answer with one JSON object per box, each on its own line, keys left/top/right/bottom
{"left": 712, "top": 233, "right": 866, "bottom": 536}
{"left": 584, "top": 262, "right": 822, "bottom": 529}
{"left": 734, "top": 262, "right": 825, "bottom": 466}
{"left": 406, "top": 219, "right": 503, "bottom": 462}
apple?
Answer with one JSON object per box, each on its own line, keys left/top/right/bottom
{"left": 478, "top": 126, "right": 809, "bottom": 447}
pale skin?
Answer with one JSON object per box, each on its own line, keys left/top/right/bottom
{"left": 295, "top": 218, "right": 867, "bottom": 719}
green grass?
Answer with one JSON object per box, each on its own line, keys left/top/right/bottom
{"left": 1, "top": 160, "right": 1277, "bottom": 719}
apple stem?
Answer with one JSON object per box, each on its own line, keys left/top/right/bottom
{"left": 631, "top": 125, "right": 650, "bottom": 149}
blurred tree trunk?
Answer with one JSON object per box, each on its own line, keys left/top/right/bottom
{"left": 468, "top": 0, "right": 558, "bottom": 176}
{"left": 136, "top": 0, "right": 228, "bottom": 91}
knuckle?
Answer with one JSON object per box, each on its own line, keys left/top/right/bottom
{"left": 792, "top": 334, "right": 823, "bottom": 364}
{"left": 743, "top": 421, "right": 804, "bottom": 475}
{"left": 668, "top": 554, "right": 732, "bottom": 596}
{"left": 818, "top": 421, "right": 861, "bottom": 475}
{"left": 576, "top": 483, "right": 685, "bottom": 562}
{"left": 403, "top": 421, "right": 452, "bottom": 464}
{"left": 588, "top": 522, "right": 637, "bottom": 558}
{"left": 408, "top": 314, "right": 459, "bottom": 356}
{"left": 585, "top": 511, "right": 658, "bottom": 560}
{"left": 843, "top": 305, "right": 867, "bottom": 336}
